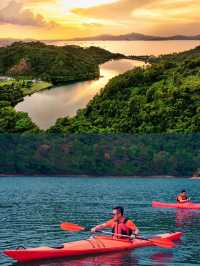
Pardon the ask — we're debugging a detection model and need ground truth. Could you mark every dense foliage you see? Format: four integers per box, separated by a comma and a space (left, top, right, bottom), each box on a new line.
49, 46, 200, 133
0, 42, 122, 85
0, 82, 39, 133
0, 134, 199, 176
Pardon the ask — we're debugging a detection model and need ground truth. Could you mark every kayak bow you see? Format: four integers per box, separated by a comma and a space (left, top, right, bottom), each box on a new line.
3, 232, 183, 262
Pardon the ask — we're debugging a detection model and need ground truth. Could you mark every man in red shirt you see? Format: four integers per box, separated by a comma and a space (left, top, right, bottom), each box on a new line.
91, 206, 139, 238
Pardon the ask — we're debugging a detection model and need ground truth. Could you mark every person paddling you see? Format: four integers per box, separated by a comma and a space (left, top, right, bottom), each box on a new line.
176, 190, 190, 203
91, 206, 139, 239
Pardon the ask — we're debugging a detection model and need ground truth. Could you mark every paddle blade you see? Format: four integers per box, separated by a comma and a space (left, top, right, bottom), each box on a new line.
150, 238, 176, 249
60, 222, 85, 232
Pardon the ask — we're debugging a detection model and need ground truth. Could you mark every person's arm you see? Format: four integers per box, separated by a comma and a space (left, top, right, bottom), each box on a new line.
91, 220, 113, 233
178, 196, 189, 203
180, 199, 189, 203
126, 220, 139, 236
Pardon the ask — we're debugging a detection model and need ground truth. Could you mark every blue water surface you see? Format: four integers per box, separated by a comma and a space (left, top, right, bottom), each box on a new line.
0, 177, 200, 266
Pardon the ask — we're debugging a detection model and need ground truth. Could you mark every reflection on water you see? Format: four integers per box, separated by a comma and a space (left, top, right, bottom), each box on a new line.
15, 59, 144, 129
12, 251, 174, 266
176, 209, 200, 227
13, 252, 138, 266
150, 252, 173, 266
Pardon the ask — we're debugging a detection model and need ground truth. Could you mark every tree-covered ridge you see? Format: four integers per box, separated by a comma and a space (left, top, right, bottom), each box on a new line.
0, 42, 122, 85
49, 46, 200, 133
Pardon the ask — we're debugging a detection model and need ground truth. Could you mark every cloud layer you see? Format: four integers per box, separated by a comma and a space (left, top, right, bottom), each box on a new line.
0, 0, 59, 28
73, 0, 200, 35
0, 0, 200, 39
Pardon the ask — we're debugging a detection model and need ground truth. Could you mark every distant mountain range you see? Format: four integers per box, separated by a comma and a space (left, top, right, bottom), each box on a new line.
1, 33, 200, 48
68, 33, 200, 41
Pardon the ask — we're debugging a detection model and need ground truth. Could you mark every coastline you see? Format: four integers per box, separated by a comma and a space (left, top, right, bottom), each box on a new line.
23, 81, 53, 96
0, 174, 190, 178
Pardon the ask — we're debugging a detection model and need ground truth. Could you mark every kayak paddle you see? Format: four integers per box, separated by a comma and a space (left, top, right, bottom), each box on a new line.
60, 222, 176, 248
60, 222, 85, 232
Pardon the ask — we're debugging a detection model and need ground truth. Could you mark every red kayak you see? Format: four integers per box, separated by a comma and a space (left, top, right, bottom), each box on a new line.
152, 201, 200, 210
3, 232, 182, 262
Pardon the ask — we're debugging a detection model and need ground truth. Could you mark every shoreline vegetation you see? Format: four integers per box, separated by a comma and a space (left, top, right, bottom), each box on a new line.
0, 134, 199, 177
0, 174, 190, 178
23, 81, 53, 96
0, 79, 53, 96
0, 42, 200, 177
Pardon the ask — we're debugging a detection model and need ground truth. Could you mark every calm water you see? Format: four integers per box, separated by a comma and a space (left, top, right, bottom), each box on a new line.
15, 59, 144, 129
0, 177, 200, 266
47, 40, 200, 56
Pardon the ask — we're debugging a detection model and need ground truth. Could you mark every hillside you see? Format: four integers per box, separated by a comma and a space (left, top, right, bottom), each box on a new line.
49, 46, 200, 133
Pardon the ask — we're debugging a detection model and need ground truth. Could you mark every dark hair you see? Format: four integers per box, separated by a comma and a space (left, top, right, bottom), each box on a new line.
113, 206, 124, 215
181, 190, 186, 193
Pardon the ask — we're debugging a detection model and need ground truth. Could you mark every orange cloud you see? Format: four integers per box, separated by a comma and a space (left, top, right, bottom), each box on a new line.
0, 0, 57, 27
73, 0, 152, 20
72, 0, 200, 35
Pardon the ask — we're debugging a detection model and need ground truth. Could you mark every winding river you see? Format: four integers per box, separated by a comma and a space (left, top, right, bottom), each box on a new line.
15, 59, 145, 129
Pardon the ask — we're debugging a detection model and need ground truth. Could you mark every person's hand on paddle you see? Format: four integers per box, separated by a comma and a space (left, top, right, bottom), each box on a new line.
130, 229, 140, 240
91, 227, 97, 233
91, 224, 106, 233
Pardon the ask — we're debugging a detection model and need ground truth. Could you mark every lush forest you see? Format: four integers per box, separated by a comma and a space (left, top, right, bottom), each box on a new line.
0, 134, 199, 177
49, 46, 200, 133
0, 42, 123, 85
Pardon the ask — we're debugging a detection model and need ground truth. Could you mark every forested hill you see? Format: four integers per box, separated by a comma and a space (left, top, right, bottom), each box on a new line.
49, 46, 200, 133
0, 42, 122, 85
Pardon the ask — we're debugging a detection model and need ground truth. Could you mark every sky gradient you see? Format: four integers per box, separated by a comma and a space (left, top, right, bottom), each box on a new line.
0, 0, 200, 40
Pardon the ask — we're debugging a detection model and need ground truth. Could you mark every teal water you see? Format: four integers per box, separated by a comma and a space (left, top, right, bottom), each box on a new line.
0, 177, 200, 266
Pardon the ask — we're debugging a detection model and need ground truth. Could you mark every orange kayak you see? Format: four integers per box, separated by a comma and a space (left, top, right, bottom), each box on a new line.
3, 232, 183, 262
152, 201, 200, 210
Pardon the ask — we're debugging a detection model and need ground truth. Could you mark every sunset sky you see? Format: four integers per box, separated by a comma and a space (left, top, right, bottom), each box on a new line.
0, 0, 200, 40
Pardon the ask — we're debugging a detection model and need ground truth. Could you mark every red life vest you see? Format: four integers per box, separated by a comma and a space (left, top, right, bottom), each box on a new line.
176, 194, 188, 203
111, 218, 133, 237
